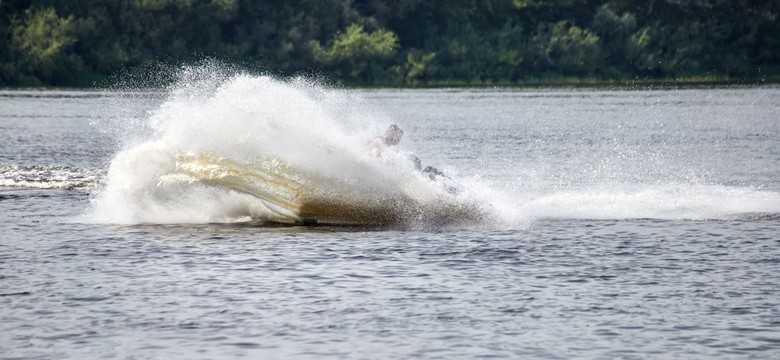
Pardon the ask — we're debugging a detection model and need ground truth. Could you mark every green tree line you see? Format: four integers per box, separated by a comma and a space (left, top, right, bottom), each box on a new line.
1, 0, 778, 86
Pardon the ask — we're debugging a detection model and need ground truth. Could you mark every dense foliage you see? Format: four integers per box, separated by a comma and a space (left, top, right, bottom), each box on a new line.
1, 0, 778, 86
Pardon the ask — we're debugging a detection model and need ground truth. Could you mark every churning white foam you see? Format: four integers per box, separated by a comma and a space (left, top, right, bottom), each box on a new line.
513, 183, 780, 220
85, 68, 432, 225
0, 164, 103, 190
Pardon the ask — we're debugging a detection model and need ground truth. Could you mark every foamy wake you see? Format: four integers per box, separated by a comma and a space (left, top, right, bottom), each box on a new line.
515, 183, 780, 221
0, 164, 103, 190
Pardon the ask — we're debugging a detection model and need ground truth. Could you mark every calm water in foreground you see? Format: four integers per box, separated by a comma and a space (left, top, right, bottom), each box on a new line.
1, 82, 780, 359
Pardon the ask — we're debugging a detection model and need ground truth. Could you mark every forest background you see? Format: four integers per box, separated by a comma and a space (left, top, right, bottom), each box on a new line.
1, 0, 778, 87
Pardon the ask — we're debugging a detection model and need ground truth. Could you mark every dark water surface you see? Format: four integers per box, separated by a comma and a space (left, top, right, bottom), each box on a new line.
2, 85, 780, 359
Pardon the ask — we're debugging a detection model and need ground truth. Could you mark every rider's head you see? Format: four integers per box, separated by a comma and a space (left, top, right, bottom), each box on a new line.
386, 124, 404, 145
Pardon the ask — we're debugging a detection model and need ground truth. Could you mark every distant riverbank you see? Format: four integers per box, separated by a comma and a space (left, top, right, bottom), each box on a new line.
2, 2, 778, 88
3, 73, 779, 92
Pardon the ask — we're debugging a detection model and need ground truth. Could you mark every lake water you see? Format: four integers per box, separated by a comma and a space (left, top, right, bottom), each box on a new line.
1, 75, 780, 359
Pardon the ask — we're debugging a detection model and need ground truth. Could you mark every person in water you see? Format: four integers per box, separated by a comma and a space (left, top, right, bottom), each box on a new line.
371, 124, 447, 180
370, 124, 458, 194
370, 124, 404, 153
370, 124, 421, 169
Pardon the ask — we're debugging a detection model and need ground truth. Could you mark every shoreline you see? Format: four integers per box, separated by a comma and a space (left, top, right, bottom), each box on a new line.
1, 76, 779, 91
365, 75, 780, 89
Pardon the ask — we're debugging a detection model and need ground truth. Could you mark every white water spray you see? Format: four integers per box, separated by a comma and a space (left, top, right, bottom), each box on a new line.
86, 67, 493, 227
84, 66, 780, 227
